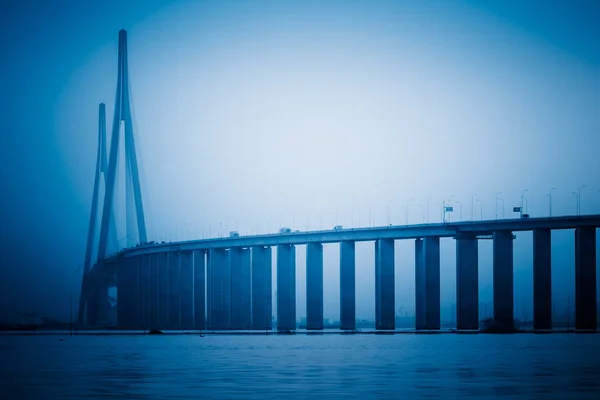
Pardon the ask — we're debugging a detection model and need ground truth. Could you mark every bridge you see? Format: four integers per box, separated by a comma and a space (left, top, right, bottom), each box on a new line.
79, 30, 599, 332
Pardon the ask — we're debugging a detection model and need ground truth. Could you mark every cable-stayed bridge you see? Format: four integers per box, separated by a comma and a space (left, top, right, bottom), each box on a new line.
78, 30, 599, 332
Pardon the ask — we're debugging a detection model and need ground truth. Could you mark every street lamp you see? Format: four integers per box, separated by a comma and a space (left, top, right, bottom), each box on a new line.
572, 192, 579, 215
455, 201, 463, 221
387, 201, 394, 226
546, 188, 556, 217
495, 192, 502, 220
521, 190, 528, 218
578, 185, 586, 215
471, 194, 478, 221
405, 198, 412, 225
443, 195, 455, 223
476, 199, 483, 220
426, 197, 432, 223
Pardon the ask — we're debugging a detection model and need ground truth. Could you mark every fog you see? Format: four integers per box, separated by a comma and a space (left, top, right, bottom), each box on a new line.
1, 0, 599, 322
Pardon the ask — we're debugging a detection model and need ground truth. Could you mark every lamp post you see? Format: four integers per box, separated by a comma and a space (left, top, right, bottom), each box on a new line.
426, 197, 432, 223
476, 199, 483, 220
471, 194, 478, 221
455, 201, 462, 221
578, 185, 586, 215
405, 198, 412, 225
521, 190, 528, 218
572, 192, 579, 215
386, 201, 394, 226
546, 188, 556, 217
495, 192, 502, 220
444, 195, 455, 223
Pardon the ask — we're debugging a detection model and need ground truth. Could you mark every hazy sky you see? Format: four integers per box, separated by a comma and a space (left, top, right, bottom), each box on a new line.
1, 0, 599, 322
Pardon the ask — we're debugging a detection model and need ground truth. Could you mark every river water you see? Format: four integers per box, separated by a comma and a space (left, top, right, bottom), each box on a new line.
1, 333, 599, 399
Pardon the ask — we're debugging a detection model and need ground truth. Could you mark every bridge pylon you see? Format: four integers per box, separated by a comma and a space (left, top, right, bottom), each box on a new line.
79, 30, 147, 326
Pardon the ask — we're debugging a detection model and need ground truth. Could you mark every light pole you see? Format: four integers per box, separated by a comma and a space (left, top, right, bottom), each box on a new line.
405, 198, 412, 225
386, 201, 394, 226
572, 191, 579, 215
455, 201, 462, 221
426, 197, 432, 223
495, 192, 502, 220
471, 194, 478, 221
578, 185, 586, 215
476, 199, 483, 220
547, 188, 556, 217
521, 190, 528, 218
444, 195, 455, 223
418, 204, 424, 223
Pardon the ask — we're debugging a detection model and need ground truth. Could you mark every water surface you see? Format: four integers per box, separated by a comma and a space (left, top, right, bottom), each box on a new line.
1, 333, 599, 399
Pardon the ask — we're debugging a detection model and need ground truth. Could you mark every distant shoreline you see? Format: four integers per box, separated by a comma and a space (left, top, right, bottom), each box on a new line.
1, 329, 597, 336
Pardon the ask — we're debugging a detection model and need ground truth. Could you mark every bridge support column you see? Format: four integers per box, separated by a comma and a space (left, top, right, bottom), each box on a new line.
277, 244, 296, 331
533, 229, 552, 330
230, 247, 251, 330
306, 242, 323, 330
208, 249, 230, 330
158, 252, 169, 329
149, 253, 159, 329
493, 230, 514, 329
193, 250, 206, 330
168, 252, 180, 330
139, 255, 149, 330
575, 227, 597, 330
375, 238, 395, 330
87, 277, 110, 327
86, 284, 98, 327
96, 284, 110, 327
416, 237, 441, 330
178, 251, 194, 330
456, 234, 479, 330
252, 246, 272, 330
340, 241, 356, 330
118, 257, 137, 329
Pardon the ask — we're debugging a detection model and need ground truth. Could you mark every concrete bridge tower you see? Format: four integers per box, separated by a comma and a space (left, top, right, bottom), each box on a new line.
78, 30, 147, 326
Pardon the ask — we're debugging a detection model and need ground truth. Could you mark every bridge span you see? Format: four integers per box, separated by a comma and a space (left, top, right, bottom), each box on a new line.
84, 214, 600, 333
78, 30, 598, 333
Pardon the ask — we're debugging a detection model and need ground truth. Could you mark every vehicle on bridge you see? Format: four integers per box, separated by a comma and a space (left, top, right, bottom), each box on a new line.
279, 227, 292, 234
229, 231, 240, 238
333, 225, 343, 231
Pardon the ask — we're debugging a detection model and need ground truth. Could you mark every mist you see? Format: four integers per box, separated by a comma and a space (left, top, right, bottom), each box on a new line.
1, 0, 599, 322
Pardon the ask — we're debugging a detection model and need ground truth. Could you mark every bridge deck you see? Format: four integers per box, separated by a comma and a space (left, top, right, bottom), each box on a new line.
104, 214, 600, 261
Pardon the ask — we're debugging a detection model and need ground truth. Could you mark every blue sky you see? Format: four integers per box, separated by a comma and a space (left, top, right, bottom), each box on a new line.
1, 0, 599, 321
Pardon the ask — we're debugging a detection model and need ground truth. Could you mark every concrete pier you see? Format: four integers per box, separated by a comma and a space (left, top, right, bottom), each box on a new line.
193, 250, 206, 330
340, 240, 356, 330
456, 234, 479, 330
306, 242, 323, 330
207, 248, 230, 330
168, 252, 180, 329
139, 255, 149, 330
149, 253, 159, 329
179, 251, 194, 330
493, 231, 514, 329
158, 252, 169, 328
533, 229, 552, 330
277, 244, 296, 331
375, 238, 395, 330
575, 227, 597, 330
416, 237, 441, 330
251, 246, 272, 330
117, 257, 136, 329
230, 247, 251, 330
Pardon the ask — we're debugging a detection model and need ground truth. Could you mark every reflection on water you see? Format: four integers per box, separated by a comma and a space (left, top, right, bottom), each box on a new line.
1, 334, 599, 399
